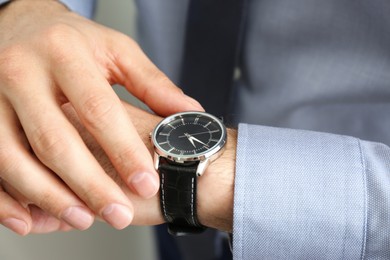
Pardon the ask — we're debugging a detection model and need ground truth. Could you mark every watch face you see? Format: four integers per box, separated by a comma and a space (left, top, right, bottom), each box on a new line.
152, 112, 226, 160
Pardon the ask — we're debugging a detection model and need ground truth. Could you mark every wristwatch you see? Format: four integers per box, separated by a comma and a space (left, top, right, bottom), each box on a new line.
151, 111, 227, 235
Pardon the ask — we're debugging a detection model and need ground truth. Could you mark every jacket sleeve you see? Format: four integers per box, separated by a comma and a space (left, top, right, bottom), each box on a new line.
0, 0, 96, 18
233, 123, 390, 259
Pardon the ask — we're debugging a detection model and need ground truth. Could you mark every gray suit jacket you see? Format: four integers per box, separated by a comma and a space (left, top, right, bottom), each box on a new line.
136, 2, 390, 259
45, 0, 390, 259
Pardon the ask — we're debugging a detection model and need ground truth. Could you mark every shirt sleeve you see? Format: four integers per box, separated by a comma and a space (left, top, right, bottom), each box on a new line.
233, 123, 390, 259
59, 0, 96, 18
0, 0, 96, 18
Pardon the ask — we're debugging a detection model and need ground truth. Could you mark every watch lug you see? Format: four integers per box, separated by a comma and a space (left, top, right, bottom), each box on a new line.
153, 153, 160, 171
196, 159, 210, 177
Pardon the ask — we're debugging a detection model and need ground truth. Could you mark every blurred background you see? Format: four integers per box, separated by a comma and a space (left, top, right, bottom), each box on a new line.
0, 1, 158, 259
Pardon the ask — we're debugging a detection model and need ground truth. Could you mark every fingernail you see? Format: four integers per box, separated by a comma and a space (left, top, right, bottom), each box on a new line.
62, 206, 94, 231
3, 218, 28, 235
102, 203, 133, 230
184, 95, 204, 111
129, 172, 159, 199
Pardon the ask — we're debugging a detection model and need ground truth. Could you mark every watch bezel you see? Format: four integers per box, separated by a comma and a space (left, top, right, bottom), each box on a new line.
151, 111, 227, 164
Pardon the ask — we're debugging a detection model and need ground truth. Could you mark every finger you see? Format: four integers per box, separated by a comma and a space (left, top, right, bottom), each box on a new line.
1, 179, 31, 207
1, 150, 96, 232
9, 86, 135, 230
123, 187, 163, 226
52, 53, 159, 200
0, 99, 96, 230
108, 34, 204, 116
0, 181, 31, 236
29, 205, 74, 234
2, 181, 73, 233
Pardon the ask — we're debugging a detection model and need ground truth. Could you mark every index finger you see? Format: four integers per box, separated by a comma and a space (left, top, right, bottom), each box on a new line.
53, 53, 159, 199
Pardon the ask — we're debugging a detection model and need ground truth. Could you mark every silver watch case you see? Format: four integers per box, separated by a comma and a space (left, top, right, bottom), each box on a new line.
151, 111, 227, 176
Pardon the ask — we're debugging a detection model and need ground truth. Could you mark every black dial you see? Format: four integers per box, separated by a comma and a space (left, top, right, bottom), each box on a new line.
154, 112, 225, 156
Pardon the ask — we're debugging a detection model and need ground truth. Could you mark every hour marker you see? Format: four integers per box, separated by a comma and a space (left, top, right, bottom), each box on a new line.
180, 151, 184, 155
180, 117, 185, 125
159, 141, 169, 145
167, 124, 175, 129
168, 148, 175, 153
204, 122, 211, 127
210, 139, 219, 142
159, 133, 169, 136
194, 117, 199, 124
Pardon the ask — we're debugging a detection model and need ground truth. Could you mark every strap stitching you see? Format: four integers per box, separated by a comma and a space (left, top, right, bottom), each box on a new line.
190, 177, 196, 226
161, 172, 168, 220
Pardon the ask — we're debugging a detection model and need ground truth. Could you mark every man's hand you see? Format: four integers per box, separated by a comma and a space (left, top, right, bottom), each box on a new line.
0, 0, 202, 235
66, 102, 236, 232
1, 102, 235, 233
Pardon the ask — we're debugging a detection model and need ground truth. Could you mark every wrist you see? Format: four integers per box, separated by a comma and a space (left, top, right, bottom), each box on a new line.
0, 0, 71, 47
197, 129, 237, 232
64, 102, 237, 229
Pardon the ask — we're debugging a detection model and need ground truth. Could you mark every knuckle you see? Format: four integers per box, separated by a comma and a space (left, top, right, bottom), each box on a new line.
80, 94, 119, 131
152, 72, 172, 87
125, 36, 140, 50
35, 190, 62, 214
110, 145, 138, 173
43, 24, 80, 47
145, 66, 167, 83
77, 183, 107, 209
115, 32, 139, 49
0, 193, 19, 220
142, 71, 176, 100
0, 45, 31, 86
29, 125, 69, 163
146, 69, 173, 91
0, 145, 21, 177
41, 24, 82, 61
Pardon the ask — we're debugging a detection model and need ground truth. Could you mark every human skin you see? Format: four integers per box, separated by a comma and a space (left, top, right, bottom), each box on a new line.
0, 0, 202, 234
1, 101, 237, 233
81, 103, 237, 232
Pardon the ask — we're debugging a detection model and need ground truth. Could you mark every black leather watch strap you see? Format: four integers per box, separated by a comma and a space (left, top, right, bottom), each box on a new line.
158, 159, 206, 235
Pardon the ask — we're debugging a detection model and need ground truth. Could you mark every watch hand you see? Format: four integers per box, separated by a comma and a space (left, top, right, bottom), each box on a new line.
178, 130, 219, 138
184, 133, 197, 148
187, 134, 209, 148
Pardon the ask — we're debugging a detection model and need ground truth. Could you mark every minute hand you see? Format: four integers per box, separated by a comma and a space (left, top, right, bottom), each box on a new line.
187, 134, 209, 148
179, 130, 219, 138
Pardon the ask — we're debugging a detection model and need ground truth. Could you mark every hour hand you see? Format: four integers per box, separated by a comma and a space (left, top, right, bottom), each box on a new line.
185, 133, 209, 148
184, 133, 197, 148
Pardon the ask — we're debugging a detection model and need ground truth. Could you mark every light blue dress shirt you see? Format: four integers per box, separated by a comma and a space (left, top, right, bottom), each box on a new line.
7, 0, 390, 259
132, 2, 390, 259
0, 0, 96, 17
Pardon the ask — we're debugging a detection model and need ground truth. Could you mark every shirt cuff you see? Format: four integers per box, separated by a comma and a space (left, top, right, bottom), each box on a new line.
233, 123, 365, 259
0, 0, 96, 18
60, 0, 96, 18
0, 0, 10, 7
